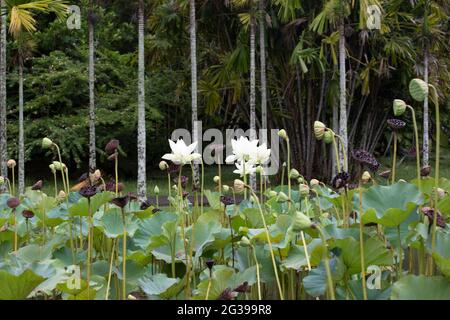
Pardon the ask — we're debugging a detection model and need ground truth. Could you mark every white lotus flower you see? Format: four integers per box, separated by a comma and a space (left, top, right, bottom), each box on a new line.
162, 139, 201, 165
250, 143, 271, 165
233, 161, 256, 177
226, 136, 259, 164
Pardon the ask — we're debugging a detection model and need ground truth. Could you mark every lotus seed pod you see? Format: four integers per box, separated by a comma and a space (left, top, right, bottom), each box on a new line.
314, 121, 327, 140
239, 236, 252, 247
49, 164, 56, 173
7, 159, 16, 169
310, 179, 320, 187
52, 161, 65, 171
222, 185, 230, 192
42, 137, 54, 149
323, 130, 334, 144
289, 168, 300, 179
7, 197, 20, 209
213, 176, 220, 184
154, 185, 160, 195
159, 161, 169, 171
234, 179, 246, 193
409, 78, 428, 102
105, 139, 120, 155
299, 184, 310, 197
292, 211, 313, 232
393, 99, 407, 116
361, 171, 372, 184
276, 191, 289, 202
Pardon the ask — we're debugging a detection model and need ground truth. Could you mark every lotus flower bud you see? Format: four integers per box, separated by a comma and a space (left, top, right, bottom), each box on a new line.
159, 161, 169, 171
222, 185, 230, 192
278, 129, 288, 140
276, 191, 289, 203
393, 99, 407, 116
268, 190, 278, 198
409, 78, 428, 102
58, 190, 67, 200
154, 185, 160, 195
299, 184, 310, 197
234, 179, 246, 193
255, 166, 264, 174
361, 171, 372, 184
239, 236, 252, 247
314, 121, 326, 140
310, 179, 320, 187
292, 211, 313, 232
289, 168, 300, 179
297, 177, 305, 184
105, 139, 120, 156
42, 137, 54, 149
49, 164, 56, 173
213, 176, 220, 184
323, 130, 334, 144
0, 176, 4, 185
7, 159, 16, 169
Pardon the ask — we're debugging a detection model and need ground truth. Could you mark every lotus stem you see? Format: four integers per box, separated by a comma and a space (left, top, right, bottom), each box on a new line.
167, 171, 172, 203
87, 198, 92, 300
286, 138, 292, 207
13, 209, 17, 252
406, 106, 421, 189
332, 135, 341, 173
334, 133, 348, 171
115, 152, 119, 196
121, 207, 127, 300
397, 225, 402, 279
358, 184, 368, 300
391, 132, 398, 184
11, 166, 15, 196
105, 238, 116, 300
251, 245, 262, 300
248, 188, 284, 300
315, 225, 335, 300
53, 171, 58, 198
300, 231, 312, 271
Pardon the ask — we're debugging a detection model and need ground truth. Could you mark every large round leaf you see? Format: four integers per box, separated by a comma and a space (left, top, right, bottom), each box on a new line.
358, 182, 424, 227
391, 275, 450, 300
0, 269, 45, 300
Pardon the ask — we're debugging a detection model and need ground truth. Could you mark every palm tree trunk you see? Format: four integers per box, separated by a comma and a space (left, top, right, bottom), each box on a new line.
18, 62, 24, 195
190, 0, 200, 188
249, 15, 257, 190
88, 1, 96, 170
338, 23, 348, 171
137, 0, 146, 201
259, 0, 267, 145
422, 44, 429, 167
0, 0, 7, 188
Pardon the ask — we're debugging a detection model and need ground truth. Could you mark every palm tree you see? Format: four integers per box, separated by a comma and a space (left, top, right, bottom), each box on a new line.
12, 33, 35, 195
137, 0, 146, 201
0, 1, 7, 187
189, 0, 200, 188
0, 0, 67, 189
88, 0, 96, 170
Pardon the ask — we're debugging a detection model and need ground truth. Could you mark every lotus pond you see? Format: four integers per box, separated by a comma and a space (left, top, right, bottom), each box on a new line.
0, 132, 449, 301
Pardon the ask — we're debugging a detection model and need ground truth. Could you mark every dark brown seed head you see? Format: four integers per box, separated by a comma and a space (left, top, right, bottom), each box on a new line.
352, 149, 380, 172
233, 282, 251, 293
387, 119, 406, 131
205, 260, 215, 270
22, 210, 35, 219
105, 139, 120, 156
111, 196, 129, 209
420, 165, 431, 177
79, 186, 98, 198
7, 197, 20, 209
31, 180, 43, 191
217, 288, 237, 300
331, 172, 351, 189
220, 196, 234, 206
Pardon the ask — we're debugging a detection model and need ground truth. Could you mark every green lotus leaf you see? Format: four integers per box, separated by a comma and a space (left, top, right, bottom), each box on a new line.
331, 237, 394, 275
189, 212, 221, 260
358, 182, 424, 227
69, 192, 114, 217
100, 208, 125, 238
391, 275, 450, 300
302, 261, 328, 297
0, 269, 45, 300
432, 231, 450, 278
139, 273, 180, 298
133, 212, 177, 250
282, 239, 322, 270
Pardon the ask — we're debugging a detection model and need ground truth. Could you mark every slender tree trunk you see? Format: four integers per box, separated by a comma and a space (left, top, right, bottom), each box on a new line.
338, 23, 348, 171
88, 0, 96, 170
422, 44, 429, 167
137, 0, 146, 201
0, 0, 7, 188
249, 15, 257, 190
18, 62, 24, 194
259, 0, 267, 145
190, 0, 200, 188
